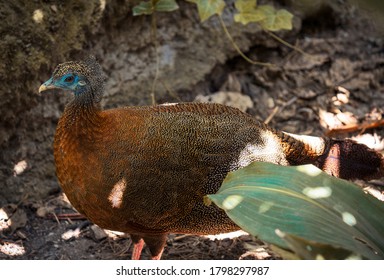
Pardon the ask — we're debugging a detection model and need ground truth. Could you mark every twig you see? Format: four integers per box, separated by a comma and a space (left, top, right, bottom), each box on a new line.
264, 97, 298, 124
160, 79, 182, 102
264, 29, 309, 56
218, 15, 274, 67
150, 12, 159, 105
51, 212, 60, 225
46, 212, 86, 221
326, 119, 384, 137
264, 106, 279, 124
174, 234, 190, 241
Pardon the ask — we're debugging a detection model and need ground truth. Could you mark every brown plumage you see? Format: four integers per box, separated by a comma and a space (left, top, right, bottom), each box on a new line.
39, 57, 384, 259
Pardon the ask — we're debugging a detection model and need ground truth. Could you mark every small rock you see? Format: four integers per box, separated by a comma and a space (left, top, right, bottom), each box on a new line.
90, 225, 107, 241
36, 206, 55, 218
13, 160, 28, 176
220, 73, 242, 93
284, 53, 329, 71
335, 111, 357, 125
332, 86, 350, 106
50, 5, 58, 13
16, 230, 28, 240
294, 89, 318, 100
0, 242, 26, 256
0, 204, 27, 232
0, 207, 11, 232
62, 228, 81, 241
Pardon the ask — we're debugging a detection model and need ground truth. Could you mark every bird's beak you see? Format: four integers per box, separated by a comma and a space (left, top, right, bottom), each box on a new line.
38, 77, 55, 94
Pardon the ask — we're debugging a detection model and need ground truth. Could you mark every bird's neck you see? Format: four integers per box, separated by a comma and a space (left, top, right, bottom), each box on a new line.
58, 97, 104, 139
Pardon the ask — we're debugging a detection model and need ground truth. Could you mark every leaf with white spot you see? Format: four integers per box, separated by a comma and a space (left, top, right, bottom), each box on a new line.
207, 162, 384, 259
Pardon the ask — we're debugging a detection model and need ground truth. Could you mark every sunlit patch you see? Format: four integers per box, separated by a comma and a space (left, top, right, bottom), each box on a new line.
13, 160, 28, 176
99, 0, 107, 11
108, 178, 127, 208
222, 195, 243, 210
0, 242, 25, 256
302, 186, 332, 199
0, 208, 10, 231
258, 201, 274, 214
160, 102, 178, 106
316, 254, 325, 260
61, 228, 81, 241
204, 230, 248, 241
342, 212, 357, 226
32, 9, 44, 23
297, 164, 322, 177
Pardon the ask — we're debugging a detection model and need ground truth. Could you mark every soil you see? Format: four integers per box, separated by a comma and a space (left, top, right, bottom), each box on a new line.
1, 2, 384, 260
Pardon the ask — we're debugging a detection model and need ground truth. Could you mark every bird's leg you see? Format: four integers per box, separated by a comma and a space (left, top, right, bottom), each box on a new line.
132, 239, 145, 260
143, 234, 167, 260
130, 235, 145, 260
150, 248, 164, 260
130, 233, 167, 260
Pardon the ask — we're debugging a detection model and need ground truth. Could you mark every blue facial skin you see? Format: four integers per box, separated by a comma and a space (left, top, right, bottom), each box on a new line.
41, 73, 88, 95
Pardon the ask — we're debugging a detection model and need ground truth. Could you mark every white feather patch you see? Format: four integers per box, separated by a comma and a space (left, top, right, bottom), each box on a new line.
108, 178, 127, 208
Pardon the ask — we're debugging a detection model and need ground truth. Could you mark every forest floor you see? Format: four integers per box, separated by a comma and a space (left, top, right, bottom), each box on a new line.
1, 7, 384, 260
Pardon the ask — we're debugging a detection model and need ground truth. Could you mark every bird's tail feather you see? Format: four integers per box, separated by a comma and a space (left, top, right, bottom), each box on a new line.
281, 132, 384, 181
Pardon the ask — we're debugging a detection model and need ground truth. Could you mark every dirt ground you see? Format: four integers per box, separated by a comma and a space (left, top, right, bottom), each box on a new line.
1, 5, 384, 260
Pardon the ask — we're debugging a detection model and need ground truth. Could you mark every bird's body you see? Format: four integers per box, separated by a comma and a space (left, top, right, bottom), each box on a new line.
39, 57, 384, 259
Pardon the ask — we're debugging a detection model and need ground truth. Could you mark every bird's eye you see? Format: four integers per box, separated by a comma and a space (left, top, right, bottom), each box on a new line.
64, 75, 74, 83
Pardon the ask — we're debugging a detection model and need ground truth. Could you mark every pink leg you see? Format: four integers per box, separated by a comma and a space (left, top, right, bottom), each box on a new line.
150, 248, 164, 260
130, 233, 167, 260
132, 238, 144, 260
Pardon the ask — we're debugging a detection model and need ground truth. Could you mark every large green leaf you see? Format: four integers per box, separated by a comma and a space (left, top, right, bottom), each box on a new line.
207, 162, 384, 259
275, 230, 359, 260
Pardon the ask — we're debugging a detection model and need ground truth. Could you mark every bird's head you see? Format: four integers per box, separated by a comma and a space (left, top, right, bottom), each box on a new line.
39, 56, 105, 103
